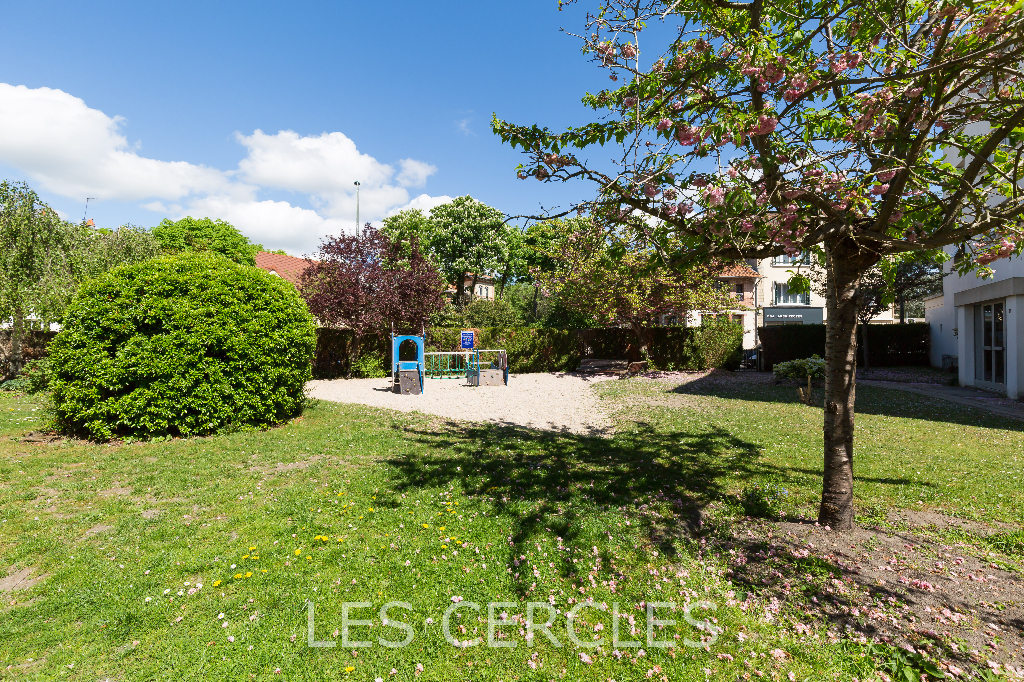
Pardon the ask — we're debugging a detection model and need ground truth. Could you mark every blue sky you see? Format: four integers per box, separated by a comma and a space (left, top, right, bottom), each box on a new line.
0, 0, 607, 254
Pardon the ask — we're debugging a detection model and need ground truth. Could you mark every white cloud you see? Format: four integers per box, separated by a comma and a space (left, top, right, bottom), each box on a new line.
184, 195, 347, 256
0, 84, 450, 254
0, 84, 235, 201
396, 159, 436, 188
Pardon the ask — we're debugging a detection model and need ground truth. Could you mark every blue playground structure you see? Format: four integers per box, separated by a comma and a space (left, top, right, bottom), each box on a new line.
391, 334, 425, 395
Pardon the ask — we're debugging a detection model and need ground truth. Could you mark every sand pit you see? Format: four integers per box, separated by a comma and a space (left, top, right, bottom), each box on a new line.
306, 373, 616, 435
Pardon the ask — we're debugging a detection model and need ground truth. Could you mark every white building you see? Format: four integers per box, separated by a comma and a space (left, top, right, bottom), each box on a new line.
683, 255, 896, 350
926, 246, 1024, 397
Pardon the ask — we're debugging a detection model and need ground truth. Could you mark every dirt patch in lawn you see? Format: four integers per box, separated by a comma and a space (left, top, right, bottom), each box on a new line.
712, 512, 1024, 676
0, 566, 47, 593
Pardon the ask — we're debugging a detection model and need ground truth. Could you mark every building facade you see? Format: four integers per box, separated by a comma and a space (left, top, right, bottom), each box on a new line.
926, 246, 1024, 398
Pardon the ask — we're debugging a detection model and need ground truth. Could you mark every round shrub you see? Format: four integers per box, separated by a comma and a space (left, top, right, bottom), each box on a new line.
49, 253, 317, 440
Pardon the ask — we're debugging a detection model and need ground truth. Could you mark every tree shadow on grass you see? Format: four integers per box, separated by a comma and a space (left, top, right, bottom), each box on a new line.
667, 372, 1024, 432
384, 420, 769, 579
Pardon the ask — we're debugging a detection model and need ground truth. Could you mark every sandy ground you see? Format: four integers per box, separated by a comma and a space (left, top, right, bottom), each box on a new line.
306, 373, 617, 435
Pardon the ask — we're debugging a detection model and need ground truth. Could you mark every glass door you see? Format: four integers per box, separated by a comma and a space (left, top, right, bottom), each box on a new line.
975, 302, 1005, 385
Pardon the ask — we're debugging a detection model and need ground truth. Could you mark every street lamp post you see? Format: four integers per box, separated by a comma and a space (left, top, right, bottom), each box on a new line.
354, 181, 361, 236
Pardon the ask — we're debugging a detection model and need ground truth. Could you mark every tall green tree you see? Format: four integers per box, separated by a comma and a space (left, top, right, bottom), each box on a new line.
494, 0, 1024, 529
384, 197, 512, 305
152, 217, 258, 266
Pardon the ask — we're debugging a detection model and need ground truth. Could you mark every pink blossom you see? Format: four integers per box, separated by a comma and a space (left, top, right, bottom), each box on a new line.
579, 652, 593, 665
906, 87, 924, 98
782, 189, 805, 199
675, 125, 698, 145
748, 114, 778, 136
621, 43, 637, 59
870, 183, 890, 195
643, 184, 659, 198
705, 186, 726, 206
740, 65, 760, 76
741, 220, 755, 232
692, 177, 708, 187
623, 96, 637, 108
876, 170, 897, 182
656, 118, 673, 132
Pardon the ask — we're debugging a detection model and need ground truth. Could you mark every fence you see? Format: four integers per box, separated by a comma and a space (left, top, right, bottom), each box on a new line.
758, 322, 930, 371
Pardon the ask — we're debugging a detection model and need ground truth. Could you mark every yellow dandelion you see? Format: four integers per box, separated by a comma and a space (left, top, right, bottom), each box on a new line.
242, 554, 250, 559
344, 666, 355, 673
295, 549, 302, 556
252, 555, 259, 559
368, 508, 374, 512
234, 573, 243, 579
249, 546, 256, 551
213, 580, 222, 587
262, 569, 267, 573
245, 572, 253, 578
439, 526, 445, 531
422, 524, 429, 529
441, 544, 448, 549
359, 515, 364, 519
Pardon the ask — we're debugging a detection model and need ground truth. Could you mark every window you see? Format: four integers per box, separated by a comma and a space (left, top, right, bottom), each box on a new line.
772, 253, 810, 266
774, 282, 810, 305
734, 283, 744, 296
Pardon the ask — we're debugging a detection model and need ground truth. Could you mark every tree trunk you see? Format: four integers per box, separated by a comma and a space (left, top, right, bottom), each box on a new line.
470, 273, 479, 303
899, 294, 906, 323
819, 238, 879, 530
9, 305, 24, 378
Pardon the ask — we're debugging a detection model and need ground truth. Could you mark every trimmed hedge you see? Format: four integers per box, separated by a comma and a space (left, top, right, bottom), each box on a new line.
49, 253, 317, 440
758, 322, 929, 371
312, 322, 744, 378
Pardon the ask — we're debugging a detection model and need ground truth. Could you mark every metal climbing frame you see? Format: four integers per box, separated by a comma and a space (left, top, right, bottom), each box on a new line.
424, 351, 473, 379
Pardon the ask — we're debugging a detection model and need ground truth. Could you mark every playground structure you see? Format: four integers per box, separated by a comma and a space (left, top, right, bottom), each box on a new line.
391, 334, 425, 395
391, 331, 508, 394
426, 349, 509, 386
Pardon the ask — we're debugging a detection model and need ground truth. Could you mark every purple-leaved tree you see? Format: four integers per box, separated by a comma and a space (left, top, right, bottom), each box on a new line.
301, 226, 445, 378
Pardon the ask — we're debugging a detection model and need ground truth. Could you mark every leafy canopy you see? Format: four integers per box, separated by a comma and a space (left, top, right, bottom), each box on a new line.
152, 216, 260, 266
494, 0, 1024, 274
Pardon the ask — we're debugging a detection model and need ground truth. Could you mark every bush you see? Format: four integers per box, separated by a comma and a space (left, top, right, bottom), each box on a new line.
773, 355, 826, 382
740, 481, 789, 518
460, 298, 524, 328
351, 350, 387, 378
49, 253, 317, 440
682, 319, 744, 370
20, 358, 51, 393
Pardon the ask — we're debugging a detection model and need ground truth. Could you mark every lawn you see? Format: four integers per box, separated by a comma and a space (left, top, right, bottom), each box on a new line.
0, 373, 1021, 681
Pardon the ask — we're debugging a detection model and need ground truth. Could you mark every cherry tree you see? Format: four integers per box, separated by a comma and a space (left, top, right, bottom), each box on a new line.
494, 0, 1024, 529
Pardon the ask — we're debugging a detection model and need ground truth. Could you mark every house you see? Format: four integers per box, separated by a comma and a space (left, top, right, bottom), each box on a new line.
681, 256, 895, 350
752, 254, 896, 329
254, 252, 313, 286
680, 262, 762, 349
446, 274, 496, 301
925, 246, 1024, 398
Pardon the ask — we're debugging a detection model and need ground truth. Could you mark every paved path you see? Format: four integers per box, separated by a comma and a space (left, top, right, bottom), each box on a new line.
859, 379, 1024, 422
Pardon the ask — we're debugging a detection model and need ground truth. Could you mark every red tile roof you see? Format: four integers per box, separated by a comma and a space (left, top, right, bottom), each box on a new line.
254, 252, 315, 285
719, 262, 761, 278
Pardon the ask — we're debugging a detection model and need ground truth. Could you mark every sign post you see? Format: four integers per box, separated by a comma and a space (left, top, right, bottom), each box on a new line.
461, 330, 475, 350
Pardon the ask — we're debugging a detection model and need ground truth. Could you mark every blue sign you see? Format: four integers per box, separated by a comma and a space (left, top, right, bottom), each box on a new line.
461, 331, 475, 349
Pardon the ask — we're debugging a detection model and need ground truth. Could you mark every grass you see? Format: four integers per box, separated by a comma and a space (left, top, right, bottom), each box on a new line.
0, 373, 1021, 681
